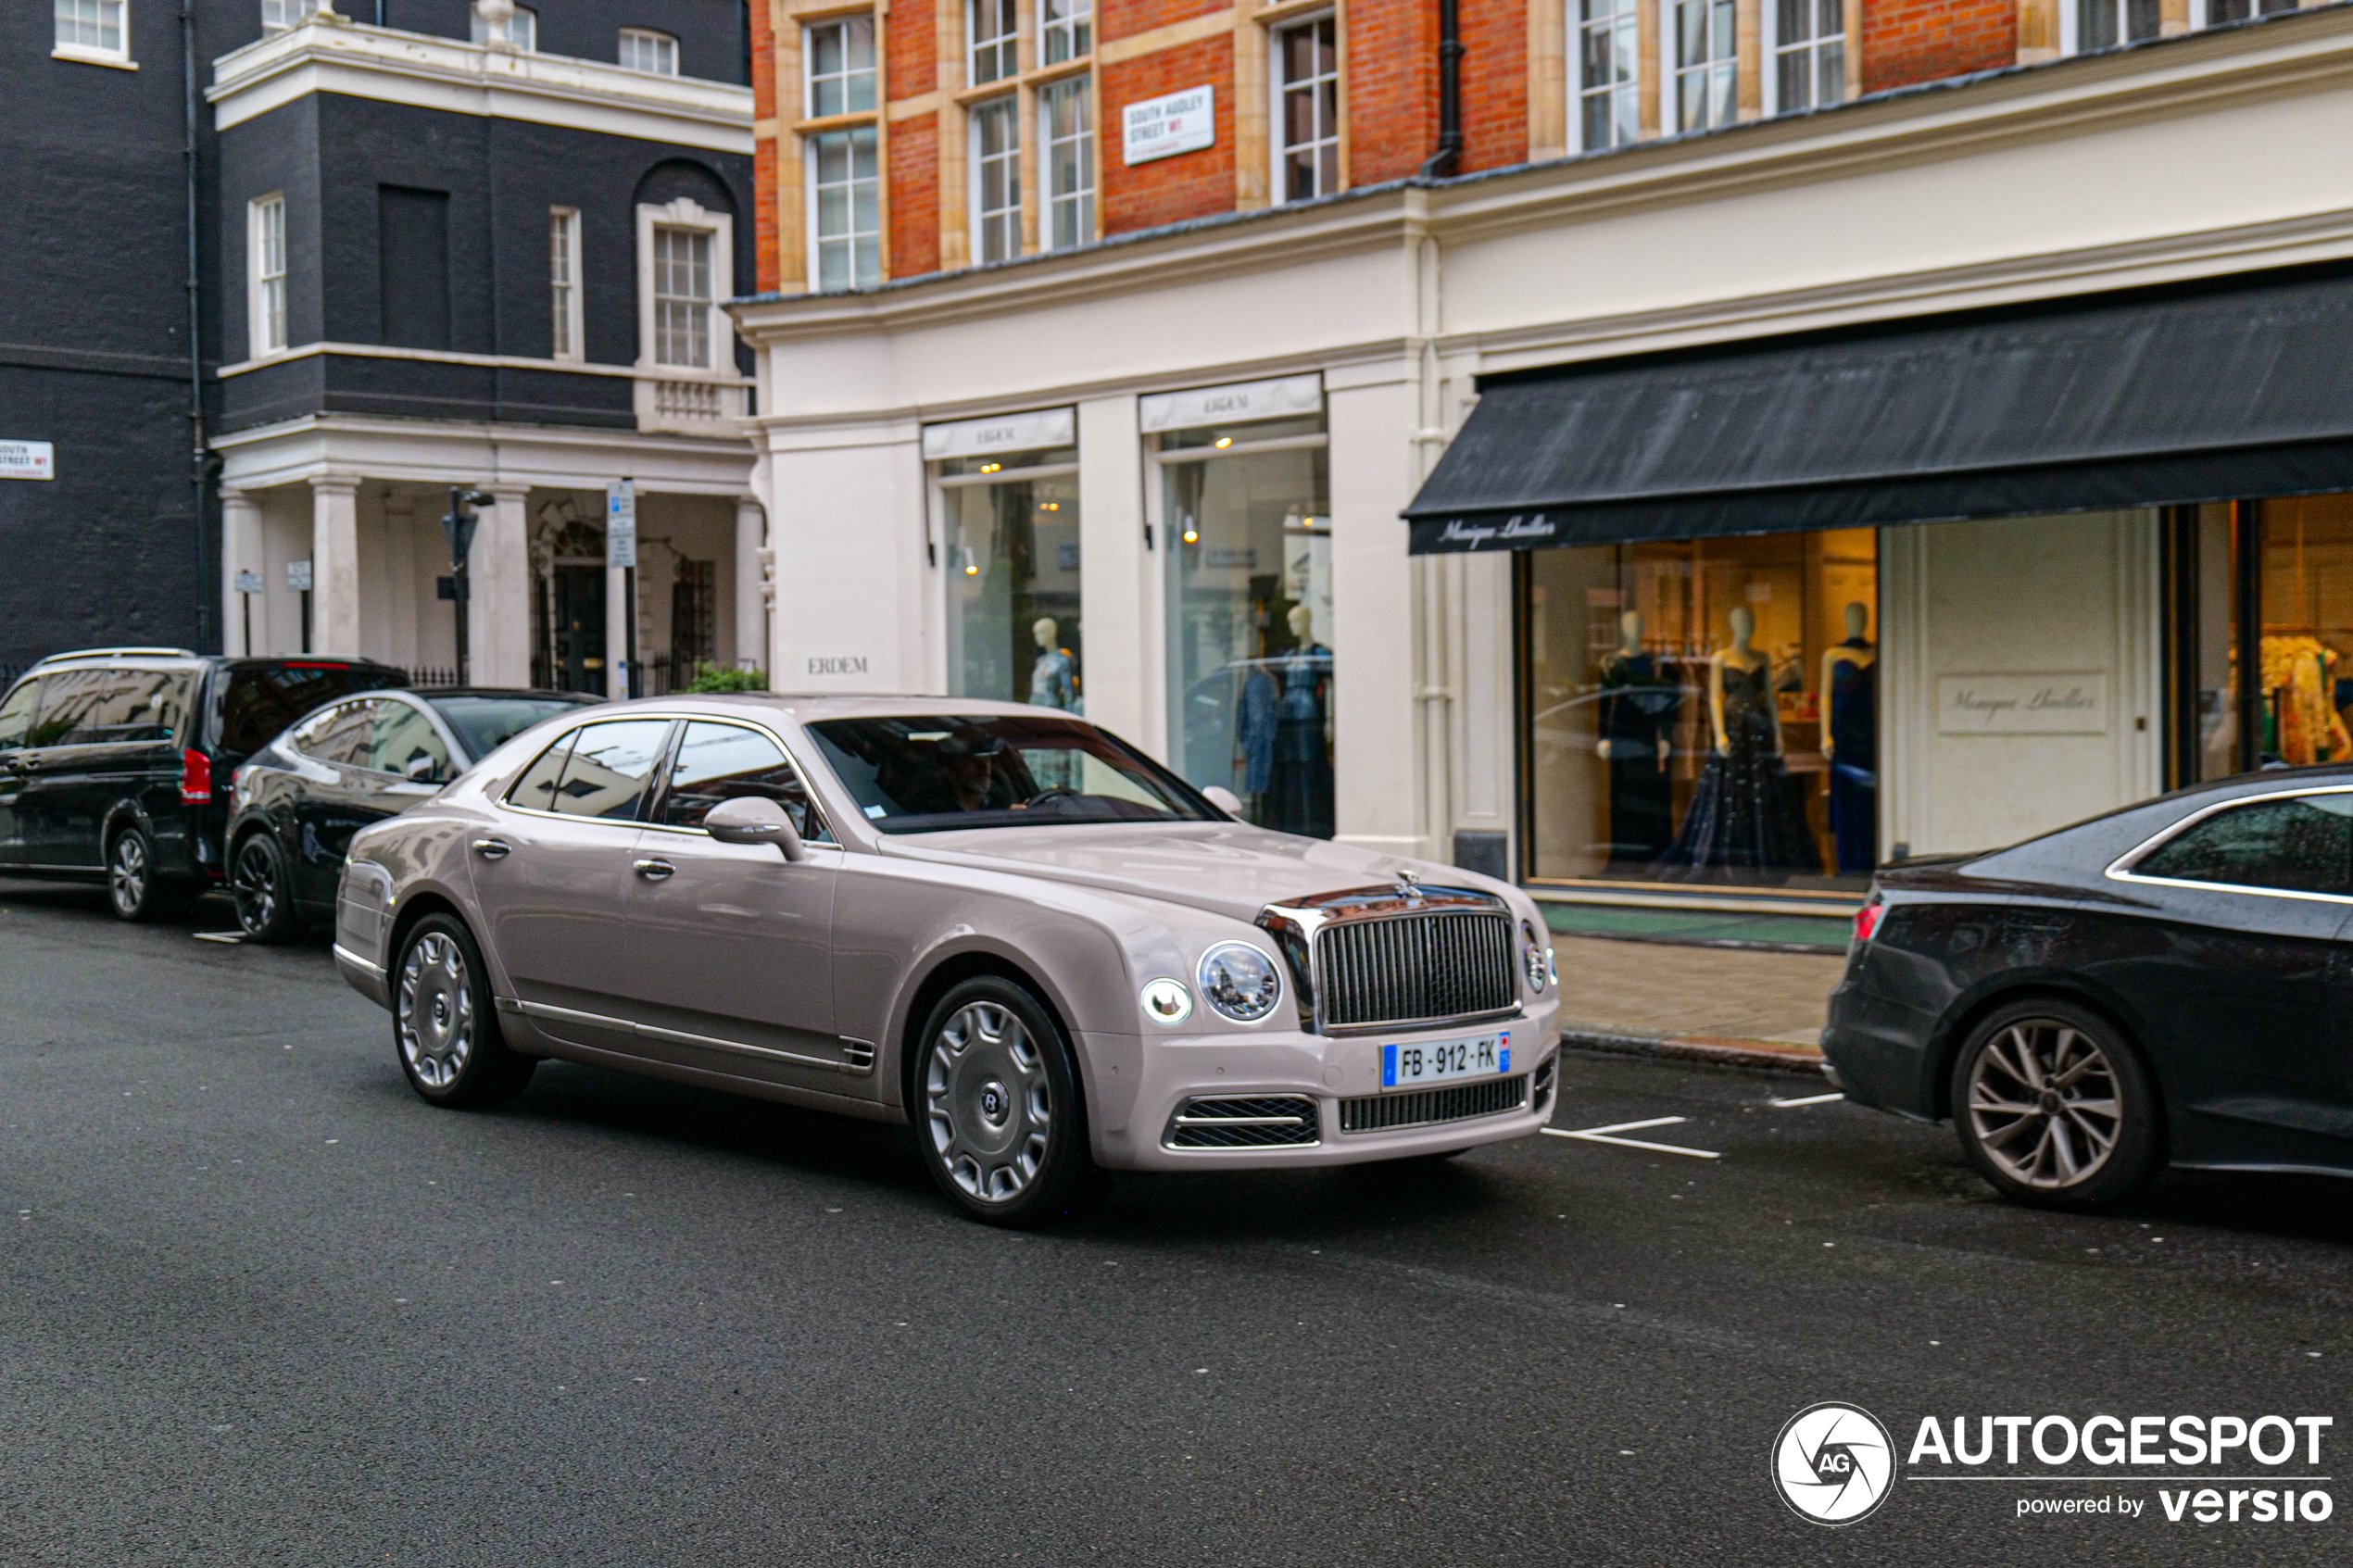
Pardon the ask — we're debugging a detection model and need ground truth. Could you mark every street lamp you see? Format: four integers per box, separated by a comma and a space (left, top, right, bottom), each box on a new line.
440, 487, 495, 685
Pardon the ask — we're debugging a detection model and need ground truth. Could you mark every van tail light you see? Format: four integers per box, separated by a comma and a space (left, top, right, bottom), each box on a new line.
1853, 898, 1885, 946
180, 748, 214, 803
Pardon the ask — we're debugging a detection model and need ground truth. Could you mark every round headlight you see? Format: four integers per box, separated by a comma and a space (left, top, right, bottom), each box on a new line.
1521, 922, 1550, 992
1140, 977, 1193, 1025
1198, 942, 1283, 1022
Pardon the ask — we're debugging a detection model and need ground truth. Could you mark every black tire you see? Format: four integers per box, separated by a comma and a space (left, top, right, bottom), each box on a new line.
1950, 998, 2161, 1209
392, 913, 535, 1109
106, 825, 180, 922
230, 832, 298, 943
912, 976, 1100, 1228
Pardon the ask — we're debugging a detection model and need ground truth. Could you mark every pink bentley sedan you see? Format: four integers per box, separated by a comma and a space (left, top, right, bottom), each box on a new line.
332, 696, 1562, 1224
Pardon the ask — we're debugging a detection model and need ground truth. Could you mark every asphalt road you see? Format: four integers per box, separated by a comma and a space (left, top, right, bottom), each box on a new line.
2, 878, 2348, 1566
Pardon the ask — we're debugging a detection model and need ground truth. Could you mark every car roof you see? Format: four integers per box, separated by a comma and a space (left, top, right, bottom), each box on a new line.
560, 693, 1085, 724
410, 687, 595, 702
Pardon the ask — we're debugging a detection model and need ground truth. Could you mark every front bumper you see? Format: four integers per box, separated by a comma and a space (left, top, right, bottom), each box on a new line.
333, 941, 391, 1010
1087, 999, 1561, 1172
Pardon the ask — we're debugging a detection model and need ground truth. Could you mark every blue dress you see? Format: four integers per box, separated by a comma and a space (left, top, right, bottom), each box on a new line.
1827, 645, 1877, 875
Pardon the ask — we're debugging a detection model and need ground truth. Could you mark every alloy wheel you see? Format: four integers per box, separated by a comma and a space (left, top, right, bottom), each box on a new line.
925, 1000, 1051, 1204
108, 833, 149, 918
397, 932, 475, 1089
232, 839, 279, 935
1964, 1020, 2122, 1190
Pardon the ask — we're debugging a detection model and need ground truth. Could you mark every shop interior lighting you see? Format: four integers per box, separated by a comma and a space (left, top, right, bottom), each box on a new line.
962, 546, 979, 576
1182, 529, 1200, 544
1038, 501, 1060, 511
1214, 436, 1232, 448
979, 461, 1002, 473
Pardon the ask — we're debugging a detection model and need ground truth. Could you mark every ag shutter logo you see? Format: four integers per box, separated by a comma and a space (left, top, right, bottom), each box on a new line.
1774, 1402, 1896, 1524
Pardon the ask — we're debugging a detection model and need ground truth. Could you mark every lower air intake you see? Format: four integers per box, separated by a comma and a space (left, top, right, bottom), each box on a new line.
1164, 1095, 1322, 1149
1340, 1073, 1529, 1134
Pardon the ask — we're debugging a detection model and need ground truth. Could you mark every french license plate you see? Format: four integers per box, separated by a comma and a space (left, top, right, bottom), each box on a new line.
1382, 1031, 1511, 1090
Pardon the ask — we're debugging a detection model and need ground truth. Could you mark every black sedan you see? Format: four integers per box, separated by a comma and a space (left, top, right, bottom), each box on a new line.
224, 687, 592, 941
1826, 767, 2353, 1206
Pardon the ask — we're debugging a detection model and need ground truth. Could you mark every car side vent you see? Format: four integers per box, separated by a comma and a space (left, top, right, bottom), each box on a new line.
838, 1039, 876, 1073
1532, 1052, 1556, 1112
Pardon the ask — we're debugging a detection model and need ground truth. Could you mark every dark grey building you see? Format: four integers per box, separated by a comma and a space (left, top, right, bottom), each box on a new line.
5, 1, 766, 690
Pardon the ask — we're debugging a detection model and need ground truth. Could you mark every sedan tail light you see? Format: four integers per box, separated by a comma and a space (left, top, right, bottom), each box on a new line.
180, 748, 214, 803
1853, 897, 1885, 946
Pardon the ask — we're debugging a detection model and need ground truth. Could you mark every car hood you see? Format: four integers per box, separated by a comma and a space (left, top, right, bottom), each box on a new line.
875, 821, 1491, 923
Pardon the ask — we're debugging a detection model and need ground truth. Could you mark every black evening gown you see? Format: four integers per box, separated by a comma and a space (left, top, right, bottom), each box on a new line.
1651, 659, 1820, 882
1827, 646, 1878, 875
1597, 652, 1678, 867
1265, 646, 1335, 839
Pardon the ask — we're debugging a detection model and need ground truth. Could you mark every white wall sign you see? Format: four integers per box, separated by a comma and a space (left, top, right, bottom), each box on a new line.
1936, 671, 2109, 734
921, 408, 1076, 461
0, 440, 55, 481
287, 559, 314, 593
1122, 85, 1214, 166
1139, 373, 1324, 434
606, 479, 637, 569
234, 571, 264, 595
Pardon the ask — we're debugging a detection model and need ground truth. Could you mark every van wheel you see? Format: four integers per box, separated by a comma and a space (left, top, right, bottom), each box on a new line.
1951, 1000, 2161, 1208
106, 827, 178, 922
231, 833, 297, 942
394, 914, 535, 1109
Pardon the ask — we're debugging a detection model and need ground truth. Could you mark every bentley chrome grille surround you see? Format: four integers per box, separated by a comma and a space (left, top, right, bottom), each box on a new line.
1257, 882, 1521, 1035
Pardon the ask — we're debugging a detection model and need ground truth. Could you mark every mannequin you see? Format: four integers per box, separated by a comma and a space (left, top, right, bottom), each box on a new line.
1265, 603, 1335, 838
1653, 605, 1820, 882
1594, 610, 1677, 866
1027, 616, 1076, 711
1820, 602, 1877, 875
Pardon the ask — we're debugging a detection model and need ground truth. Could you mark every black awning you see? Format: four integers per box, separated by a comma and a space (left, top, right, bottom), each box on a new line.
1404, 267, 2353, 553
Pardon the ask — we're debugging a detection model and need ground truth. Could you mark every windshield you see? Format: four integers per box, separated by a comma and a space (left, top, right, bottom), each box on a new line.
428, 694, 595, 760
807, 715, 1215, 834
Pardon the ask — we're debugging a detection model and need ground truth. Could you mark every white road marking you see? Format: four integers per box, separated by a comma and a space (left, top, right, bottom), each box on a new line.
1768, 1091, 1844, 1108
192, 932, 245, 945
1542, 1116, 1722, 1160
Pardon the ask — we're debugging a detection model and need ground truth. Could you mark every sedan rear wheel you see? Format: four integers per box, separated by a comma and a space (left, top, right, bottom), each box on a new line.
394, 913, 535, 1109
1952, 1000, 2160, 1208
231, 833, 296, 943
916, 977, 1097, 1227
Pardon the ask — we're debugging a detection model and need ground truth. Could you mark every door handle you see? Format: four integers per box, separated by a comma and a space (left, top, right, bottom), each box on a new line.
633, 858, 675, 881
472, 837, 512, 860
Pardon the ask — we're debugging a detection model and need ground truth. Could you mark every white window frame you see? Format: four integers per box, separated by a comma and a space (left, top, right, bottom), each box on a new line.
1568, 0, 1642, 154
2059, 0, 2165, 52
635, 198, 735, 375
806, 128, 882, 290
549, 207, 584, 361
1661, 0, 1739, 135
471, 4, 537, 50
54, 0, 132, 67
1039, 76, 1095, 252
970, 95, 1023, 264
970, 0, 1019, 86
1270, 12, 1340, 206
804, 16, 878, 117
1039, 0, 1093, 66
248, 194, 288, 359
618, 27, 680, 75
260, 0, 320, 31
1759, 0, 1846, 116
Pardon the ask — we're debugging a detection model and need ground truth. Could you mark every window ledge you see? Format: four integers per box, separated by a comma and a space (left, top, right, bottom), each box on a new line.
53, 45, 137, 70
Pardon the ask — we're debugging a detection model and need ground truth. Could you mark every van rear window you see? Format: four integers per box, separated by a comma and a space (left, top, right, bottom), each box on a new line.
216, 664, 402, 756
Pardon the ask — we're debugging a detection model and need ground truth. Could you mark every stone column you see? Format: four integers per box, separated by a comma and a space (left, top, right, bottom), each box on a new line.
308, 475, 363, 658
220, 490, 265, 655
734, 495, 768, 675
472, 485, 534, 686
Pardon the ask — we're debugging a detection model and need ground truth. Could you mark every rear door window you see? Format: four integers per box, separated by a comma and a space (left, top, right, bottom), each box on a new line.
216, 664, 403, 756
0, 679, 40, 750
290, 701, 378, 768
369, 700, 452, 782
547, 719, 672, 821
2133, 792, 2353, 896
506, 731, 578, 811
86, 668, 193, 745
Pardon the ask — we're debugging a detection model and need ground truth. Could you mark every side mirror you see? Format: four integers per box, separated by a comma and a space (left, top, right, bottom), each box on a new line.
703, 795, 808, 861
1202, 784, 1243, 818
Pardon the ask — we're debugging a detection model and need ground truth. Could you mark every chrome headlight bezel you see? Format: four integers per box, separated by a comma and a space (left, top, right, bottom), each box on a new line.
1196, 941, 1284, 1023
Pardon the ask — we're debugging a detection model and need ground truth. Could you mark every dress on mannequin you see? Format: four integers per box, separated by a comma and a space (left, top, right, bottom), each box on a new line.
1596, 623, 1677, 866
1825, 633, 1878, 876
1026, 617, 1079, 788
1265, 606, 1334, 839
1654, 612, 1819, 882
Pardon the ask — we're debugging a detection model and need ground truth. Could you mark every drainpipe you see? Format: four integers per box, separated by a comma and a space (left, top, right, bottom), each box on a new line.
1420, 0, 1464, 178
182, 1, 214, 651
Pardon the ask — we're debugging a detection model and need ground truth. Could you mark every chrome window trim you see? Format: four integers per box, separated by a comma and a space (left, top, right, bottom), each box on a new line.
494, 711, 840, 845
2102, 783, 2353, 907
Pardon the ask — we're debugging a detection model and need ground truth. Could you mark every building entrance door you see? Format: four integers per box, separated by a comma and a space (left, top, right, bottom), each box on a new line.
553, 566, 608, 696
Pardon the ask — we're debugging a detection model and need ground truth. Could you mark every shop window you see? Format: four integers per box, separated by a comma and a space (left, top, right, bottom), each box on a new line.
971, 97, 1022, 264
1161, 413, 1334, 838
1520, 529, 1879, 888
1666, 0, 1738, 133
1273, 16, 1340, 204
1040, 77, 1095, 251
1573, 0, 1641, 153
809, 129, 881, 289
1768, 0, 1843, 114
1040, 0, 1092, 65
937, 445, 1083, 712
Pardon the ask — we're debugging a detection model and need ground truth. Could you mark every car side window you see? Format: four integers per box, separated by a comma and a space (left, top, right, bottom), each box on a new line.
0, 678, 40, 750
370, 700, 451, 782
507, 730, 577, 810
291, 701, 377, 768
2133, 793, 2353, 896
661, 721, 832, 842
85, 669, 192, 745
547, 719, 672, 821
22, 669, 122, 748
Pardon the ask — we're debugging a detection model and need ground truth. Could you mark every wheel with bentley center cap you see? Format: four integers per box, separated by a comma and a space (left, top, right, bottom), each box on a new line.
394, 913, 535, 1109
914, 976, 1098, 1227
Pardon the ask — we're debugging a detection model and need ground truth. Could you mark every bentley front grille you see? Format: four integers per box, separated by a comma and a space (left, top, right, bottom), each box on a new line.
1164, 1095, 1322, 1149
1315, 909, 1517, 1030
1340, 1073, 1529, 1135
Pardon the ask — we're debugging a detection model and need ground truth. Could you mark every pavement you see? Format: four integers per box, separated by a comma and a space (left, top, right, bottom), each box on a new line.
1547, 928, 1848, 1072
3, 877, 2349, 1565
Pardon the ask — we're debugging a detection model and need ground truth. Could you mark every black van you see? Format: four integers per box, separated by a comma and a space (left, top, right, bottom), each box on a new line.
0, 648, 405, 919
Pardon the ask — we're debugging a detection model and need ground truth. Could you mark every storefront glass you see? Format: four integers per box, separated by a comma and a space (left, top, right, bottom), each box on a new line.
1161, 415, 1334, 838
2176, 493, 2353, 780
939, 445, 1082, 714
1522, 528, 1879, 889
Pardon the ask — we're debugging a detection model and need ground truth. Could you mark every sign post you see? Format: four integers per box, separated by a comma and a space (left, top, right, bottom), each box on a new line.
441, 487, 493, 686
234, 570, 263, 656
607, 479, 638, 697
287, 559, 314, 653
